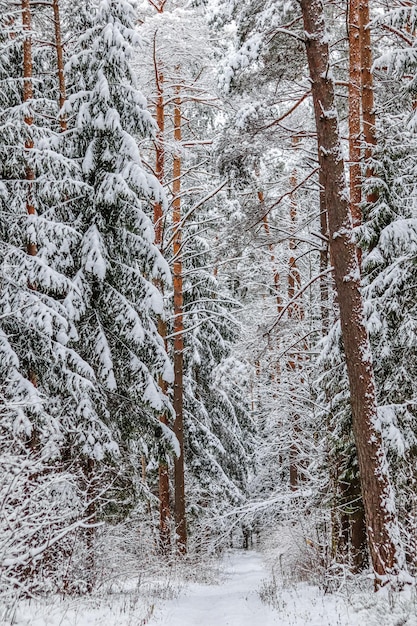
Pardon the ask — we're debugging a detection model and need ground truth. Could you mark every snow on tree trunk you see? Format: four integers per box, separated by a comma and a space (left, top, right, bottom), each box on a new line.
359, 0, 379, 218
153, 49, 171, 552
52, 0, 67, 132
348, 0, 362, 230
319, 168, 330, 335
359, 0, 377, 182
300, 0, 406, 583
288, 163, 303, 491
344, 0, 367, 571
172, 88, 187, 554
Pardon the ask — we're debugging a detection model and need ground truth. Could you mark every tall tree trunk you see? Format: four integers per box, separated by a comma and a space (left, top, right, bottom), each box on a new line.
172, 88, 187, 554
52, 0, 67, 132
287, 167, 303, 490
153, 46, 171, 553
258, 197, 282, 317
288, 168, 302, 315
300, 0, 405, 583
154, 47, 165, 248
340, 0, 368, 572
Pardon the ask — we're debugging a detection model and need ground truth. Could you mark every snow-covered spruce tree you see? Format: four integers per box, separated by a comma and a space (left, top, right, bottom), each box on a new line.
178, 225, 256, 546
63, 0, 175, 532
0, 1, 118, 593
315, 323, 366, 569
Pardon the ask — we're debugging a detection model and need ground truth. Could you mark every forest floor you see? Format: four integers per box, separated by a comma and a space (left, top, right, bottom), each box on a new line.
4, 548, 417, 625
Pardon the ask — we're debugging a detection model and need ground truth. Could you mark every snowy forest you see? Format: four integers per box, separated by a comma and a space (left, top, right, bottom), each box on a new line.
2, 0, 417, 624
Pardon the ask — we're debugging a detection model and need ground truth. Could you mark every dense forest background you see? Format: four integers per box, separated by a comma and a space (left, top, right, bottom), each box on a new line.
1, 0, 417, 605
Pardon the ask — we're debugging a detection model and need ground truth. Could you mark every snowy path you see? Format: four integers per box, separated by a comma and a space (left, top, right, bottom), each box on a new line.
8, 550, 417, 626
149, 549, 371, 626
149, 550, 280, 625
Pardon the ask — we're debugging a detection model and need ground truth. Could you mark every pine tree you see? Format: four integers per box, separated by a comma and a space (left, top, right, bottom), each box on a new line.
301, 0, 405, 582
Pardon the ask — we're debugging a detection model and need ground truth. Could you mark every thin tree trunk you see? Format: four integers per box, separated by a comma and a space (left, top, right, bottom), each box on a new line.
158, 319, 171, 552
257, 182, 282, 383
287, 167, 303, 490
319, 169, 330, 335
300, 0, 405, 583
154, 49, 165, 248
85, 457, 96, 593
140, 0, 173, 556
22, 0, 37, 393
348, 0, 362, 230
404, 3, 417, 110
343, 0, 368, 571
258, 199, 282, 317
172, 88, 187, 554
152, 46, 171, 552
22, 0, 36, 260
52, 0, 67, 132
359, 0, 377, 203
288, 168, 302, 314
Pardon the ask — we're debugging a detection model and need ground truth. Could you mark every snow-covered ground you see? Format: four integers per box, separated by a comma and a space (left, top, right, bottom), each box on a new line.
148, 550, 406, 626
4, 549, 417, 626
149, 550, 279, 625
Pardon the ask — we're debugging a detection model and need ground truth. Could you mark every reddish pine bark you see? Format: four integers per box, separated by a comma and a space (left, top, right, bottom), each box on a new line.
359, 0, 378, 204
52, 0, 67, 132
345, 0, 369, 570
300, 0, 405, 582
348, 0, 362, 229
359, 0, 376, 165
154, 49, 165, 247
172, 90, 187, 554
152, 47, 172, 552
